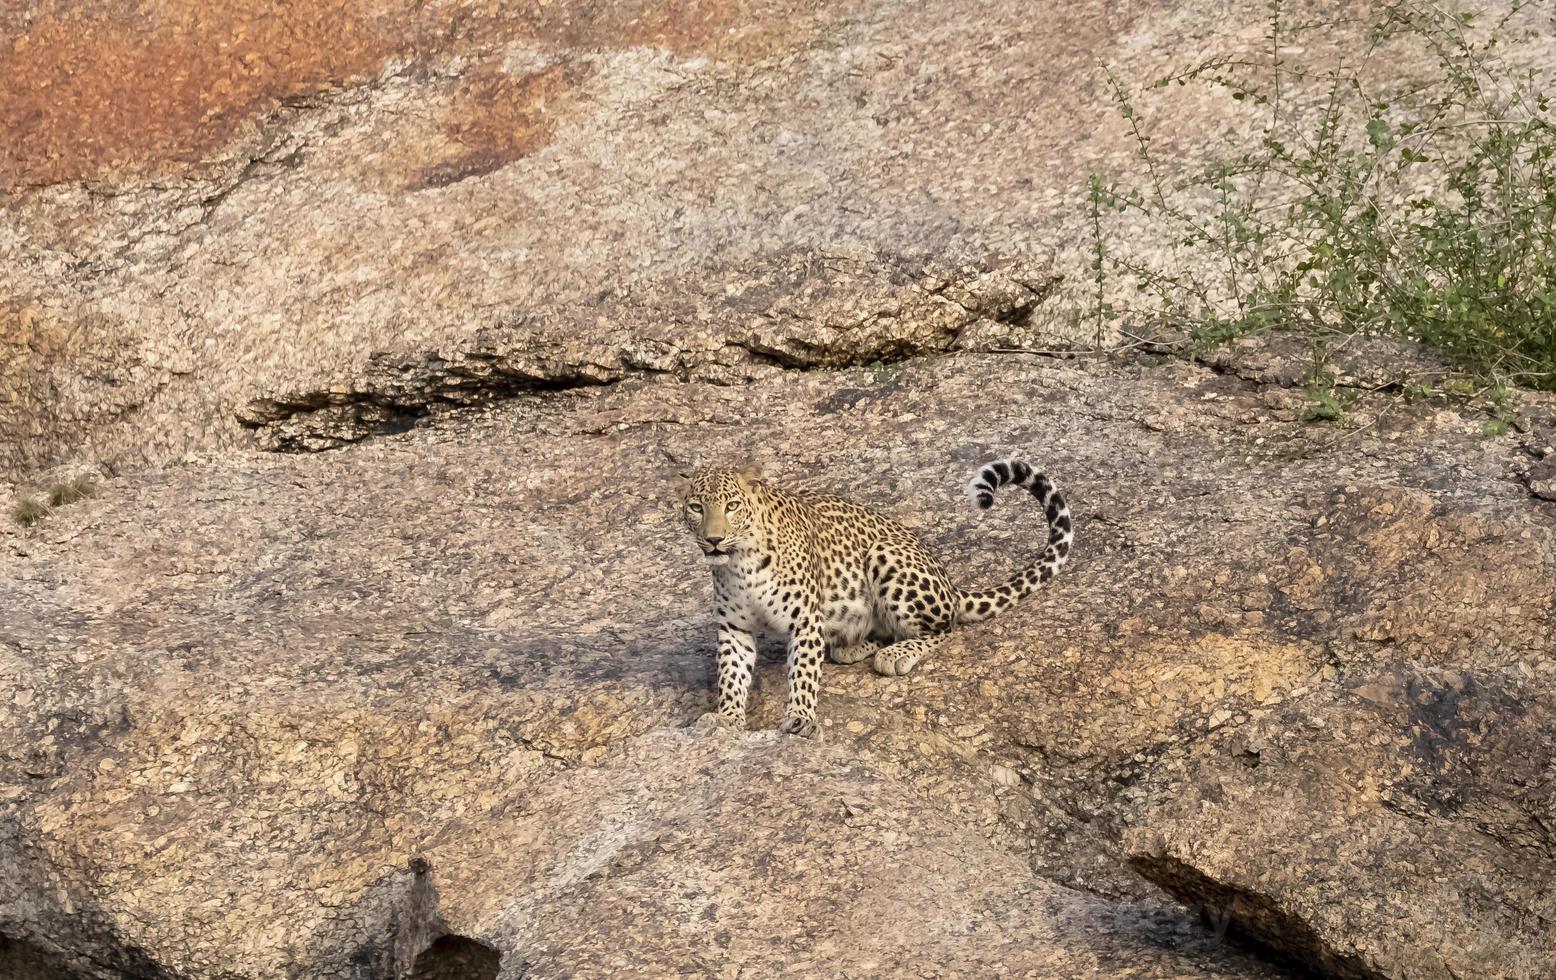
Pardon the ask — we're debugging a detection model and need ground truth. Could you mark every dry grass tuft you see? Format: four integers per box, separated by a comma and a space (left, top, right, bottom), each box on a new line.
47, 476, 95, 507
12, 497, 47, 527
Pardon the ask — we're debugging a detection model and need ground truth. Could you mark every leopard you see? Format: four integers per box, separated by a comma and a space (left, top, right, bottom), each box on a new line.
677, 459, 1072, 738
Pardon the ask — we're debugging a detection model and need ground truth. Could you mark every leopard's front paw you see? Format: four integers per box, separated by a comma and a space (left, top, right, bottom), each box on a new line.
778, 714, 819, 739
695, 711, 744, 731
872, 649, 923, 677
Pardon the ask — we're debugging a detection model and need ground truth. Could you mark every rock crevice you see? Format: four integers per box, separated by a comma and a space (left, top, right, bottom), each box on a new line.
236, 252, 1059, 452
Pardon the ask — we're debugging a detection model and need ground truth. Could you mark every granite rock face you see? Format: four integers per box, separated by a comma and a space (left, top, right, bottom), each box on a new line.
5, 342, 1556, 977
5, 0, 1556, 976
1127, 666, 1556, 980
233, 250, 1060, 452
11, 0, 1548, 476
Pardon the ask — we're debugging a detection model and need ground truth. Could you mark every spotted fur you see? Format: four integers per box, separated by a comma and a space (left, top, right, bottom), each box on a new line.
678, 460, 1072, 737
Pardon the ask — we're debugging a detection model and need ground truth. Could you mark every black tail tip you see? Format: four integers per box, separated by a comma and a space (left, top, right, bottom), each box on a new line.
976, 492, 994, 509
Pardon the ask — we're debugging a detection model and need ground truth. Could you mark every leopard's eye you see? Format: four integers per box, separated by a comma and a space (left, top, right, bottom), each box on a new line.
726, 500, 742, 512
686, 501, 703, 513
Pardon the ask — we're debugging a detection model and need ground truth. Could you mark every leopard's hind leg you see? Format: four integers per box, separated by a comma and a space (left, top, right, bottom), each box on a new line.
866, 548, 957, 677
830, 639, 881, 664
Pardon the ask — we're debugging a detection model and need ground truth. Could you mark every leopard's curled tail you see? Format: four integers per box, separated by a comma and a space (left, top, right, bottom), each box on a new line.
956, 459, 1072, 624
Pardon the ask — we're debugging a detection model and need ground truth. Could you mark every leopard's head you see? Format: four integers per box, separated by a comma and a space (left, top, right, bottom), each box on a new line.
677, 464, 763, 566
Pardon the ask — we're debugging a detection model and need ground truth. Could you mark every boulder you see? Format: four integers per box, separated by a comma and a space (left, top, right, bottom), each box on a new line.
4, 0, 1556, 975
1127, 667, 1556, 980
9, 0, 1544, 475
5, 344, 1555, 975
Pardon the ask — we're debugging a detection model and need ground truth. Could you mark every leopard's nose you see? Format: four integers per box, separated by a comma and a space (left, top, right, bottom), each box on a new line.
705, 535, 724, 546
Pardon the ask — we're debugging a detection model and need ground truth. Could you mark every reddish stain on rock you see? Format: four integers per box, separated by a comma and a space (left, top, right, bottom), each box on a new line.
0, 0, 814, 188
558, 0, 748, 56
0, 0, 426, 188
415, 60, 595, 191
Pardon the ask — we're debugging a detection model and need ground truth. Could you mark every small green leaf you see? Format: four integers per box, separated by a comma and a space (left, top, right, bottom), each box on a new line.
1366, 118, 1395, 151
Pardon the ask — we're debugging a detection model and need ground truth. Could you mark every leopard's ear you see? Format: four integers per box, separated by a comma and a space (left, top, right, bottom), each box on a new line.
673, 470, 693, 502
736, 463, 763, 485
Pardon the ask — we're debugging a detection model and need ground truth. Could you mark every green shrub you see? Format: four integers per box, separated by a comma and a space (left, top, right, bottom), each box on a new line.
1085, 0, 1556, 389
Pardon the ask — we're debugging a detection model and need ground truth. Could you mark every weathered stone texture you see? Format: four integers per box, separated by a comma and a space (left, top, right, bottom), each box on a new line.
11, 0, 1544, 476
1128, 667, 1556, 979
4, 0, 1556, 976
5, 345, 1555, 976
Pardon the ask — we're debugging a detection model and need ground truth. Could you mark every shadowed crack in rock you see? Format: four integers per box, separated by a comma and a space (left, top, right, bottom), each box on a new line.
1126, 854, 1381, 980
1520, 456, 1556, 502
405, 936, 501, 980
236, 251, 1060, 452
0, 934, 92, 980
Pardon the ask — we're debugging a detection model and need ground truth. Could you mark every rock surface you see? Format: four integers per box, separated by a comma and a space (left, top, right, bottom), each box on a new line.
5, 341, 1556, 977
5, 0, 1556, 977
9, 0, 1550, 476
1127, 666, 1556, 980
